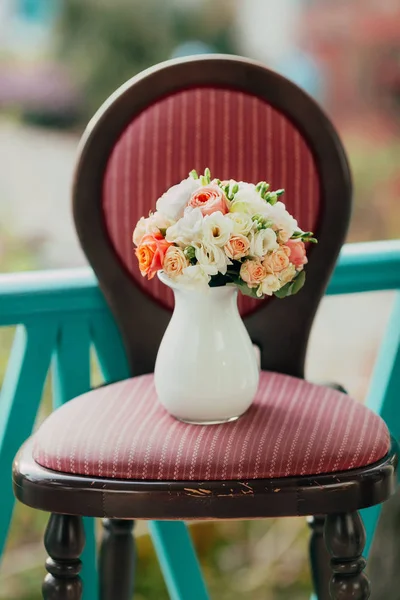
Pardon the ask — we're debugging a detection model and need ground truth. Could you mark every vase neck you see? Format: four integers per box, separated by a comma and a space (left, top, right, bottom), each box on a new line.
158, 272, 238, 313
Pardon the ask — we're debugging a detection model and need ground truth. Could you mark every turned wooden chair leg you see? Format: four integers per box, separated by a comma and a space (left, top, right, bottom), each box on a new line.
99, 519, 136, 600
324, 512, 371, 600
308, 516, 331, 600
43, 513, 85, 600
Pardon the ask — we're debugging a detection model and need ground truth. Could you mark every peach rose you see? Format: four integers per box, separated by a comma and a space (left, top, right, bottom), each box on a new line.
163, 246, 189, 278
263, 246, 290, 274
224, 234, 250, 260
135, 233, 172, 279
188, 184, 229, 216
240, 259, 267, 288
285, 239, 308, 268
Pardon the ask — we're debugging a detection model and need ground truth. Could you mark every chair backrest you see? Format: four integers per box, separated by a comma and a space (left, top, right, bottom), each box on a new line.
73, 55, 351, 378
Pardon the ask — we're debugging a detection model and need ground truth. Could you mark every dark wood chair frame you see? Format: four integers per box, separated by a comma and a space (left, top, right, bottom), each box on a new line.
12, 55, 398, 600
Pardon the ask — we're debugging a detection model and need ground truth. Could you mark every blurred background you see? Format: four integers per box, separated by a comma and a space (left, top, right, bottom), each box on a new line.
0, 0, 399, 598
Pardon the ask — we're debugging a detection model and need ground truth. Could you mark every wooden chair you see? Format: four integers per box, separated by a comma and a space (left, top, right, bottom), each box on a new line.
13, 55, 398, 600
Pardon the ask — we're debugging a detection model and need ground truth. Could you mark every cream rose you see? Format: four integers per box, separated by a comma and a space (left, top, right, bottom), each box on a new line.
263, 246, 291, 274
162, 246, 189, 279
278, 263, 297, 285
240, 259, 266, 288
227, 212, 253, 235
224, 234, 250, 260
230, 183, 268, 214
261, 274, 281, 296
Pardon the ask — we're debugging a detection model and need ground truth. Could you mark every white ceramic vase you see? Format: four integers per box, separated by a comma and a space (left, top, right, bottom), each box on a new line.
154, 271, 260, 424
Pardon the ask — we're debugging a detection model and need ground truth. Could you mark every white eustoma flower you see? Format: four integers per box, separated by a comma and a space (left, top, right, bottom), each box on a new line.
180, 264, 210, 289
202, 211, 233, 247
195, 242, 231, 276
250, 228, 278, 257
227, 212, 253, 235
156, 176, 201, 220
267, 201, 298, 242
165, 207, 203, 246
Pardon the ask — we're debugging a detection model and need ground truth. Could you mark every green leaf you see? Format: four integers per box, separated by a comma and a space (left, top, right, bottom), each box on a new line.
204, 167, 211, 182
209, 273, 230, 287
236, 280, 261, 299
273, 281, 293, 299
184, 245, 196, 262
189, 169, 199, 179
226, 261, 242, 278
158, 228, 167, 237
276, 189, 285, 196
291, 269, 306, 295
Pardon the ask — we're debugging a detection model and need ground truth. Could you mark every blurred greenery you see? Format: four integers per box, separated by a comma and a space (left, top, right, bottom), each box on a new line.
56, 0, 236, 122
347, 138, 400, 242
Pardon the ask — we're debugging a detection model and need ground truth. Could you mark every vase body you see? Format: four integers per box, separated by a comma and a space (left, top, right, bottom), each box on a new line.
154, 272, 260, 424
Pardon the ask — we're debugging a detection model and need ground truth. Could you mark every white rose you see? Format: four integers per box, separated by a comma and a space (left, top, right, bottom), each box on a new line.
132, 216, 148, 246
180, 264, 210, 290
195, 241, 231, 276
261, 274, 281, 296
149, 211, 174, 231
267, 201, 298, 243
156, 176, 201, 220
202, 212, 233, 247
133, 212, 175, 246
165, 207, 203, 246
230, 183, 269, 215
250, 228, 278, 257
227, 212, 253, 235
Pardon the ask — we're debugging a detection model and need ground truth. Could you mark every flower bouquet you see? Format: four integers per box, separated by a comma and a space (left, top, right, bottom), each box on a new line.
133, 169, 317, 424
133, 168, 316, 299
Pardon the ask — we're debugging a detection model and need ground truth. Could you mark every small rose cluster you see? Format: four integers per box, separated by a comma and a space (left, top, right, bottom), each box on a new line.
133, 169, 317, 299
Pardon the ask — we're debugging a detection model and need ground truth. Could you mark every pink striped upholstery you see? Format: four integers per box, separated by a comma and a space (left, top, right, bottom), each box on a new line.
33, 372, 389, 481
102, 87, 321, 315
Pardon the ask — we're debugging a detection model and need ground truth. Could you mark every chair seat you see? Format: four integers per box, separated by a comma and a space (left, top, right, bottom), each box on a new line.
33, 372, 390, 482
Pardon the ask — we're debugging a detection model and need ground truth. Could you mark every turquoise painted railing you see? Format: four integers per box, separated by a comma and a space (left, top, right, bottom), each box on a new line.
0, 239, 399, 600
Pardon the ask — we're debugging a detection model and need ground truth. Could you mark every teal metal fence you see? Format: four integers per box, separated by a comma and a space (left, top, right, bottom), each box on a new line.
0, 240, 399, 599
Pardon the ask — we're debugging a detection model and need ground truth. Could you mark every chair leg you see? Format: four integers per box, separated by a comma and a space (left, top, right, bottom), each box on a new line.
308, 516, 331, 600
99, 519, 135, 600
42, 513, 85, 600
324, 512, 371, 599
